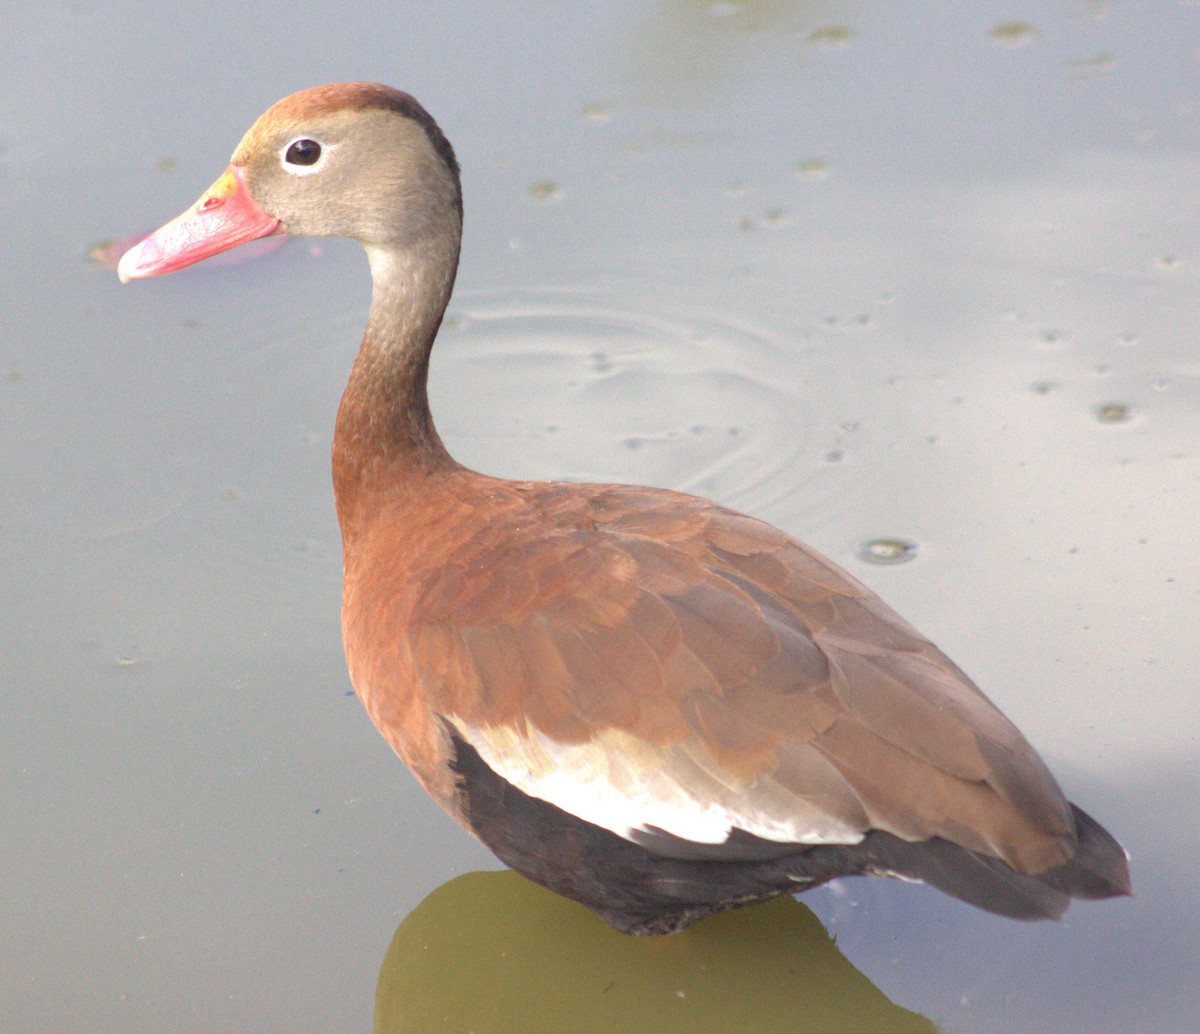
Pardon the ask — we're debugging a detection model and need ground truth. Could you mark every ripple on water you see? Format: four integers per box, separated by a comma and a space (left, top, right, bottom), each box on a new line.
430, 288, 819, 511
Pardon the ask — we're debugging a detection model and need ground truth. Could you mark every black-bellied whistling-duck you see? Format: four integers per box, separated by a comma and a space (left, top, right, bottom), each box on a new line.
119, 83, 1130, 935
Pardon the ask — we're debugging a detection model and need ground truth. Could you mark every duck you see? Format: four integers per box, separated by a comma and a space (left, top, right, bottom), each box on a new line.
118, 83, 1130, 935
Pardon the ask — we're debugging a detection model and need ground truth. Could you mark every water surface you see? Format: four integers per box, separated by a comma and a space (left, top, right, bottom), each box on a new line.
2, 3, 1197, 1031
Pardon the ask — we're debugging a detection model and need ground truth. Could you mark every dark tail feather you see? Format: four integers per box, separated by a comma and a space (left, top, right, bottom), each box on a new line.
1034, 805, 1133, 900
841, 804, 1131, 921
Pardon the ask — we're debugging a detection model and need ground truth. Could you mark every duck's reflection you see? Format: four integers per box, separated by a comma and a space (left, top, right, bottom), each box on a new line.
375, 871, 936, 1033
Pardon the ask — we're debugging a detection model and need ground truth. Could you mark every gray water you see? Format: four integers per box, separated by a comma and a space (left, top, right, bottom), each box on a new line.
3, 3, 1197, 1031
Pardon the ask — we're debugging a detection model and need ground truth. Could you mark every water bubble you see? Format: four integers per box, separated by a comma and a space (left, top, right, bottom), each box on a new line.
1064, 52, 1117, 78
1095, 402, 1132, 424
796, 158, 832, 180
989, 21, 1040, 45
823, 314, 873, 330
857, 538, 919, 565
582, 101, 612, 122
527, 180, 563, 202
808, 25, 856, 46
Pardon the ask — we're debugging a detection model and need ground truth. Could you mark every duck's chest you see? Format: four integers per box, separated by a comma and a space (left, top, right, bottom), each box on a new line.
336, 482, 544, 789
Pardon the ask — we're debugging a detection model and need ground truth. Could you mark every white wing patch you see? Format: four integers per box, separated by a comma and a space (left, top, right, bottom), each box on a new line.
453, 719, 866, 849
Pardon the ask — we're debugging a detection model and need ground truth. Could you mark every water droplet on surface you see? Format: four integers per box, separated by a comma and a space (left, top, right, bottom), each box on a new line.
989, 21, 1040, 45
858, 538, 919, 565
527, 180, 563, 202
796, 158, 832, 180
808, 25, 856, 46
1095, 402, 1132, 423
582, 101, 612, 122
1030, 380, 1058, 395
1064, 52, 1117, 77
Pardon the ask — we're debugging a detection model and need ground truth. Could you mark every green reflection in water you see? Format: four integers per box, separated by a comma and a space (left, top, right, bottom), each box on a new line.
376, 871, 935, 1033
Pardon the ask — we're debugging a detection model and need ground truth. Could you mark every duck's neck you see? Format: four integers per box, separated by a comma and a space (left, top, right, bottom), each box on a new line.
333, 235, 463, 537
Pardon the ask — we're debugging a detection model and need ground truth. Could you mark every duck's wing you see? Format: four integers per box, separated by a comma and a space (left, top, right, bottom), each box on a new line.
406, 483, 1076, 873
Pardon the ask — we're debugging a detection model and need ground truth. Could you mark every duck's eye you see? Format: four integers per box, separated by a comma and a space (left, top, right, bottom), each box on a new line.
284, 138, 323, 166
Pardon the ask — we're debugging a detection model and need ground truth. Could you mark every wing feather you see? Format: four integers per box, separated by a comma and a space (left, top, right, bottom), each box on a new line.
393, 481, 1075, 870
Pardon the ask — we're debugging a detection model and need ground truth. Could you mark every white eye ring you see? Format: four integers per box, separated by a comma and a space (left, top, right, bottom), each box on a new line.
279, 137, 333, 176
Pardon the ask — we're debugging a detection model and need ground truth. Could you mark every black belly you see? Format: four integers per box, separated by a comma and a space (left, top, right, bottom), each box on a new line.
446, 731, 1125, 934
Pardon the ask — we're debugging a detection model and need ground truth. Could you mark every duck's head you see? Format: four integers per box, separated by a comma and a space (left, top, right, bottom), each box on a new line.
118, 83, 461, 283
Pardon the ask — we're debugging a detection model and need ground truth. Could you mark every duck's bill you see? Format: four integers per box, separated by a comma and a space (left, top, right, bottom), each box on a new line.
117, 165, 281, 283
